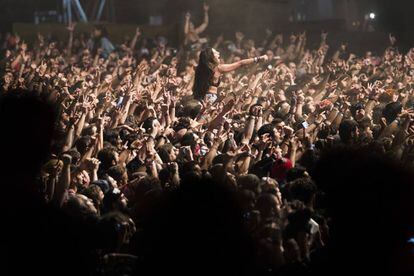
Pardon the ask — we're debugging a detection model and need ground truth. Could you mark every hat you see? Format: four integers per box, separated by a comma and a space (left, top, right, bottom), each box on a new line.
92, 179, 110, 194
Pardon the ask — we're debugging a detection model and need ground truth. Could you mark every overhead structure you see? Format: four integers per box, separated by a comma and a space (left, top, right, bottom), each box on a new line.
62, 0, 88, 23
90, 0, 116, 22
62, 0, 116, 24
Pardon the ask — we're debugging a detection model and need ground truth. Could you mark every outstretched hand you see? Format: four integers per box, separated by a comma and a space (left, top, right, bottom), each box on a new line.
259, 55, 269, 62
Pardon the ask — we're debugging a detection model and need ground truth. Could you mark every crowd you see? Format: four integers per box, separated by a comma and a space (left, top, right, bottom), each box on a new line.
2, 4, 414, 276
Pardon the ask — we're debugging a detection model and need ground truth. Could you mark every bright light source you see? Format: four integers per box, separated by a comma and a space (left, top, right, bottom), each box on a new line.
369, 12, 376, 20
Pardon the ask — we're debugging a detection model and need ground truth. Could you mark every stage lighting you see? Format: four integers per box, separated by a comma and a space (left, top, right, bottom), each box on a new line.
369, 12, 376, 20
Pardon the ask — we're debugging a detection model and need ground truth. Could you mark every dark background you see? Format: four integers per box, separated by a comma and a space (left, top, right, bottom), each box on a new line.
2, 0, 413, 30
2, 0, 414, 52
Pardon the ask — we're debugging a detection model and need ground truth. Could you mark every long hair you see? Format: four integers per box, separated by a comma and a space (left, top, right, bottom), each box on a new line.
193, 48, 217, 100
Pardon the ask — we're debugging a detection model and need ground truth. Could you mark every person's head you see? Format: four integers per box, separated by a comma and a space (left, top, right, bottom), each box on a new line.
97, 147, 119, 172
200, 47, 220, 68
75, 135, 92, 155
286, 167, 308, 182
261, 177, 281, 199
64, 149, 81, 166
82, 184, 104, 213
158, 143, 178, 163
266, 49, 274, 61
142, 117, 161, 137
288, 62, 297, 72
238, 189, 256, 212
181, 160, 202, 175
63, 193, 99, 219
287, 177, 317, 208
107, 165, 128, 186
359, 117, 373, 141
237, 174, 262, 196
181, 100, 202, 119
272, 118, 285, 134
104, 129, 122, 149
203, 131, 215, 147
382, 101, 402, 124
97, 212, 136, 253
71, 169, 91, 191
102, 187, 128, 214
339, 119, 359, 144
350, 103, 365, 121
256, 193, 280, 219
93, 25, 108, 38
257, 123, 277, 139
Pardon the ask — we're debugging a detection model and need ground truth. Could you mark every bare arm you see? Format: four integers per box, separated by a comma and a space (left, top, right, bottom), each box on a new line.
242, 116, 255, 144
119, 94, 132, 125
201, 141, 220, 170
184, 13, 191, 35
53, 155, 72, 207
66, 23, 76, 57
218, 55, 267, 73
74, 110, 87, 140
129, 27, 141, 51
194, 4, 209, 34
61, 124, 75, 153
238, 154, 251, 175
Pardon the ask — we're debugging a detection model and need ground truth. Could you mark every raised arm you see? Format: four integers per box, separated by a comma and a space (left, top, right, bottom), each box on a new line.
66, 23, 76, 57
53, 154, 72, 207
194, 3, 209, 34
129, 27, 142, 52
184, 12, 191, 35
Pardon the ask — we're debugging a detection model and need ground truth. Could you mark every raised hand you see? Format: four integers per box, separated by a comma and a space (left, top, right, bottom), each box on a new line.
61, 154, 72, 167
321, 30, 328, 41
86, 158, 101, 172
389, 33, 397, 46
66, 22, 77, 33
185, 12, 191, 20
135, 26, 142, 37
203, 2, 209, 12
259, 55, 269, 62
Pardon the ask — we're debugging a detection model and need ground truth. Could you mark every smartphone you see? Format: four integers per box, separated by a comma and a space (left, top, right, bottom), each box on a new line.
200, 146, 208, 156
116, 96, 124, 107
301, 121, 309, 129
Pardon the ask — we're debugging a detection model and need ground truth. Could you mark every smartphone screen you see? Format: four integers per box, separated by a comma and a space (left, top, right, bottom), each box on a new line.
117, 96, 124, 107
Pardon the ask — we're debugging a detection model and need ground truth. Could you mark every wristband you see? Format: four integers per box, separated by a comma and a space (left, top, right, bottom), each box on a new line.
254, 57, 258, 63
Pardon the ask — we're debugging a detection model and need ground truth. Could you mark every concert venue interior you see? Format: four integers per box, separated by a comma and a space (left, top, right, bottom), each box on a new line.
2, 1, 414, 275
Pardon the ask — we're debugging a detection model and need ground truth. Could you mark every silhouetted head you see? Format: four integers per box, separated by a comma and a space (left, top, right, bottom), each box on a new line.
382, 101, 402, 124
312, 147, 414, 274
339, 119, 359, 144
135, 177, 259, 275
0, 89, 56, 180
